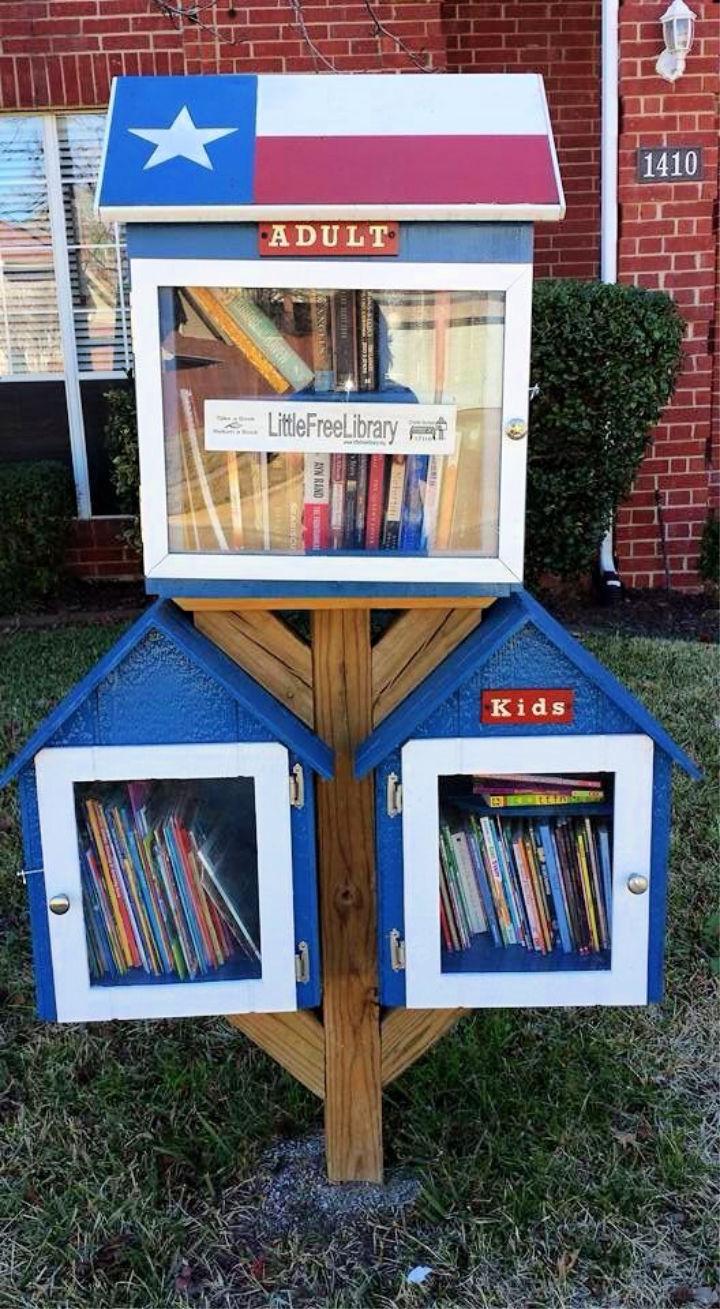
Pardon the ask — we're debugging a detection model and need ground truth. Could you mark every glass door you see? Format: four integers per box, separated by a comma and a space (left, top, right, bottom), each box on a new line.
400, 735, 654, 1009
35, 742, 299, 1021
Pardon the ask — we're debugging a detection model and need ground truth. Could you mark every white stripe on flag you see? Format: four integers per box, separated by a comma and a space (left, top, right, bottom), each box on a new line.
256, 73, 550, 139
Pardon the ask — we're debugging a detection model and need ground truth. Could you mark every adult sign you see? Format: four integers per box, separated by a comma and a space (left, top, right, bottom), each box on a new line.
258, 221, 399, 255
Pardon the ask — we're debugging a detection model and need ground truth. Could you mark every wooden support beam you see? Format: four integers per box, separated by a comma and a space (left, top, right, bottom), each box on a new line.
381, 1008, 463, 1087
312, 609, 383, 1182
193, 610, 314, 727
372, 605, 492, 725
226, 1011, 325, 1099
176, 596, 496, 612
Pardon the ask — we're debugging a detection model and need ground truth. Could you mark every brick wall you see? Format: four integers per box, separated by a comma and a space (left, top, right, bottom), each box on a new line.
440, 2, 602, 280
0, 0, 717, 591
614, 0, 719, 590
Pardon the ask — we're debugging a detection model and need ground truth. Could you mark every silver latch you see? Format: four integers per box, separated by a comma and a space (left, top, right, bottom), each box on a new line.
295, 941, 310, 984
386, 771, 403, 817
289, 763, 305, 809
17, 867, 43, 885
389, 928, 406, 972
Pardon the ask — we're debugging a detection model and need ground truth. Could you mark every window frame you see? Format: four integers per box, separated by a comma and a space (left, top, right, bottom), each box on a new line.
132, 256, 533, 588
400, 733, 654, 1009
35, 741, 299, 1021
0, 112, 131, 518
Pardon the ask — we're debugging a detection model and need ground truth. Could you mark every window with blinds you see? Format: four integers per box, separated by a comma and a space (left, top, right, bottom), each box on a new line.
58, 115, 131, 376
0, 117, 63, 377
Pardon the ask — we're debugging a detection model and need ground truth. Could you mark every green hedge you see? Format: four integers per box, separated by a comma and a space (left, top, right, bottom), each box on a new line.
0, 461, 74, 613
527, 279, 685, 583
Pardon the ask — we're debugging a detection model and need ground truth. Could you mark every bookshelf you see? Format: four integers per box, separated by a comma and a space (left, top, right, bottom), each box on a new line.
132, 256, 532, 593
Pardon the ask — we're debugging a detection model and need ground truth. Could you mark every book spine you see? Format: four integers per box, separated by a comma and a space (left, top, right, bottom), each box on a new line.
465, 823, 503, 947
303, 453, 331, 550
510, 832, 546, 953
421, 455, 443, 551
354, 457, 369, 549
398, 455, 429, 553
329, 453, 346, 550
538, 822, 573, 953
364, 455, 386, 549
224, 291, 315, 391
185, 287, 291, 393
596, 821, 613, 930
357, 290, 376, 391
343, 454, 360, 549
478, 817, 515, 946
381, 455, 407, 550
310, 291, 334, 392
451, 829, 487, 935
584, 818, 609, 949
332, 290, 358, 392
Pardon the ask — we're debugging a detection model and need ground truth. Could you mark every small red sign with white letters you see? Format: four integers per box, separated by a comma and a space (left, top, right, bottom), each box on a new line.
481, 688, 574, 725
258, 220, 399, 256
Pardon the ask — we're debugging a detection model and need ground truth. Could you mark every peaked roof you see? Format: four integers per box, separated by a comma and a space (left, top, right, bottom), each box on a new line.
96, 73, 564, 224
0, 601, 333, 786
355, 591, 701, 779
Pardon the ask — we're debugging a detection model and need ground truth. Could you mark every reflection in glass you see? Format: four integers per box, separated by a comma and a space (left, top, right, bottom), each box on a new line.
438, 772, 613, 974
159, 286, 505, 558
75, 777, 261, 987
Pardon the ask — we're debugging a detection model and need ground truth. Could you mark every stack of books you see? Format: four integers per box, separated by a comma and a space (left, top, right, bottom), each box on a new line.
162, 285, 504, 557
76, 781, 261, 984
439, 775, 612, 958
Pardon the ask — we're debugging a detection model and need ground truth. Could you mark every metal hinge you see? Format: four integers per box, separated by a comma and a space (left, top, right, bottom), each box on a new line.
389, 928, 406, 972
386, 771, 403, 817
289, 763, 305, 809
295, 941, 310, 984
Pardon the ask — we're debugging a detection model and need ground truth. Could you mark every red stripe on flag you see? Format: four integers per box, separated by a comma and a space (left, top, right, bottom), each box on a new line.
254, 135, 559, 206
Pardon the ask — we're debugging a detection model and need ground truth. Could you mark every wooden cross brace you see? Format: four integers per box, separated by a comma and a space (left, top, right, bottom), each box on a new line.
180, 598, 495, 1182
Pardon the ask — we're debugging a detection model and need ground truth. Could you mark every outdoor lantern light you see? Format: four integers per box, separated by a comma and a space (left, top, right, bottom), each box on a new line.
656, 0, 696, 82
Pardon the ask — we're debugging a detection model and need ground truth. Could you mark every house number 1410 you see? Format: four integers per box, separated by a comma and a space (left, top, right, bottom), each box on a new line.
637, 146, 703, 183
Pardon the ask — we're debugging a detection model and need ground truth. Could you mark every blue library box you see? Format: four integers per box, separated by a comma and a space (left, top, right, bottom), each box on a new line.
95, 71, 565, 601
1, 601, 332, 1023
356, 592, 700, 1011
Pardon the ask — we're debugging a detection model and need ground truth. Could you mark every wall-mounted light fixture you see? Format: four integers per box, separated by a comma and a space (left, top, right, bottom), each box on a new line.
656, 0, 697, 82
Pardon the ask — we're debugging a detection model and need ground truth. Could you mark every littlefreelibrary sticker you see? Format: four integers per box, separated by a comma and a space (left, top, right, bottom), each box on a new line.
204, 399, 457, 456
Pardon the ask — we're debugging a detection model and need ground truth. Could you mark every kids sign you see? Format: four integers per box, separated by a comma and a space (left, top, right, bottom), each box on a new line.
258, 221, 399, 256
204, 399, 456, 456
481, 689, 574, 725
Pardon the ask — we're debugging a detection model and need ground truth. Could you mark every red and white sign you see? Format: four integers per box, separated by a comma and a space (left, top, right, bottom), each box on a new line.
258, 221, 399, 256
481, 689, 574, 725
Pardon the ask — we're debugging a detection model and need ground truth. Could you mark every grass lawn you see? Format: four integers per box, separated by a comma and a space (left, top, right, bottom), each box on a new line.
0, 621, 717, 1308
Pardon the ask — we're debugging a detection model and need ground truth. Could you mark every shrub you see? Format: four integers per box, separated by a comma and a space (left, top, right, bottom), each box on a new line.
104, 383, 141, 549
527, 279, 685, 583
0, 461, 74, 613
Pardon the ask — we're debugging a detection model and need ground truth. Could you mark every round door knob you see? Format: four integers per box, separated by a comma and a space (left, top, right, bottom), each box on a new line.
49, 894, 70, 915
626, 874, 649, 896
505, 418, 528, 440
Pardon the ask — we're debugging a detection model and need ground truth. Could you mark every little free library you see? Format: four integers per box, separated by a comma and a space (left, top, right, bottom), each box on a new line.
2, 73, 700, 1184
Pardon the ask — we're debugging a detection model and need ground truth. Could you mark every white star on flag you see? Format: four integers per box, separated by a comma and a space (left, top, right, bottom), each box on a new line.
129, 105, 238, 171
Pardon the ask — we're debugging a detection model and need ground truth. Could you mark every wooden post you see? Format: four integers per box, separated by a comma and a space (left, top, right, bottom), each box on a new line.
312, 608, 383, 1182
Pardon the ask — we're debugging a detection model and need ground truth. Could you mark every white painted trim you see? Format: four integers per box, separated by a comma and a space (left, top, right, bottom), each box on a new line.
101, 202, 565, 225
35, 742, 298, 1022
131, 257, 531, 586
401, 735, 653, 1010
538, 75, 567, 222
43, 116, 92, 519
601, 0, 620, 284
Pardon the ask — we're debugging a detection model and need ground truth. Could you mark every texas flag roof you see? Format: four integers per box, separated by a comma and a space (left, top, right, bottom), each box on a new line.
96, 73, 564, 224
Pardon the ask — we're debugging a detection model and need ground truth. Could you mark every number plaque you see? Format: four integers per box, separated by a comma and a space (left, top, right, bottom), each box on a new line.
637, 146, 704, 183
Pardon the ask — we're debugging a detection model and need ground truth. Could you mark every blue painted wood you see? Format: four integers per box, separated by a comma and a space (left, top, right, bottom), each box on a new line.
0, 600, 333, 786
355, 591, 701, 779
441, 937, 611, 974
148, 579, 516, 601
127, 221, 533, 265
647, 749, 672, 1003
18, 769, 56, 1020
290, 751, 322, 1007
375, 752, 405, 1007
